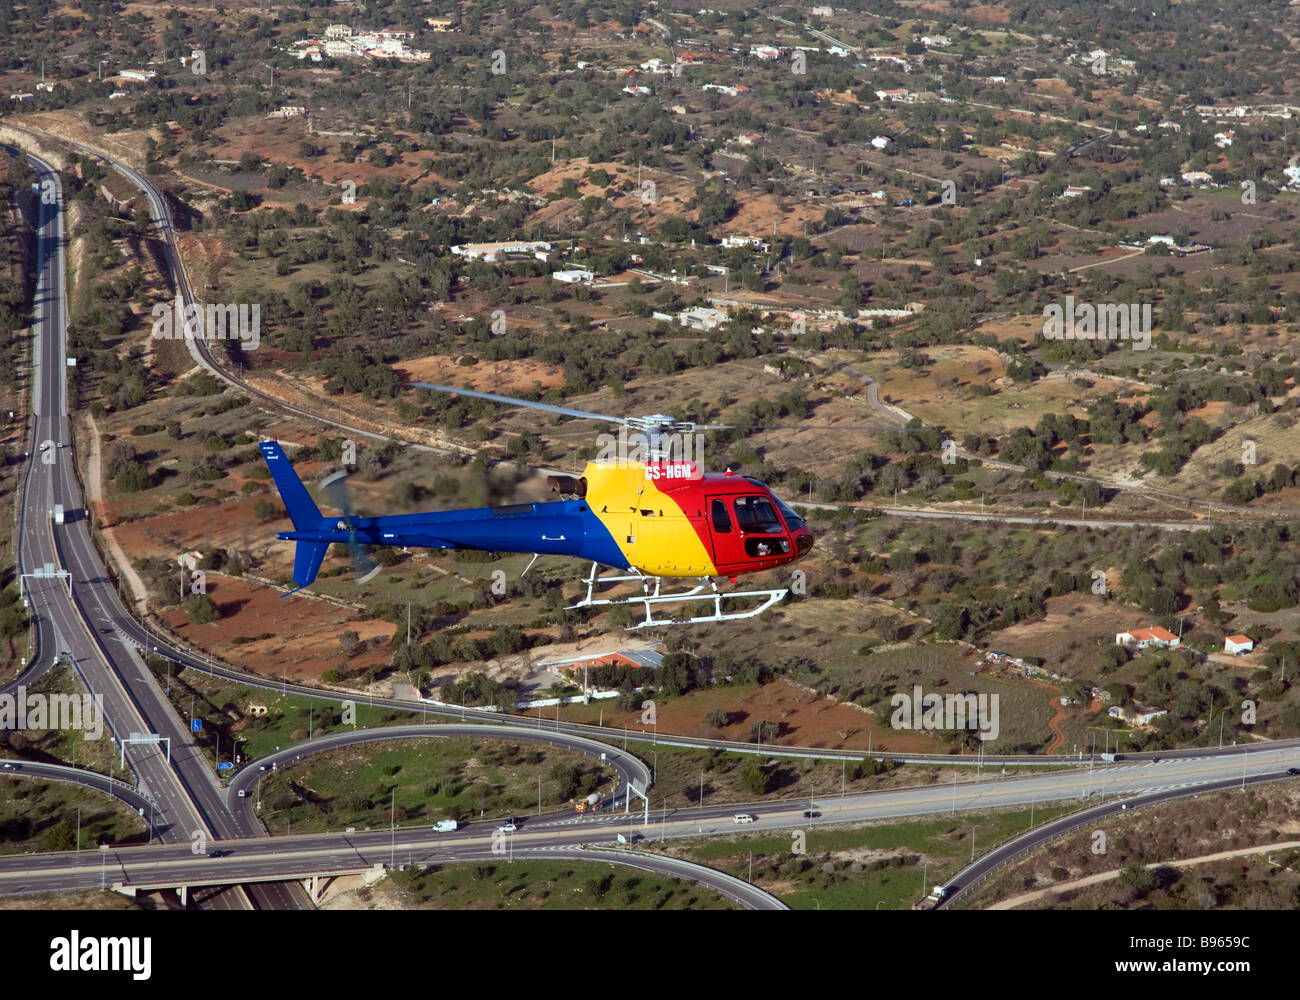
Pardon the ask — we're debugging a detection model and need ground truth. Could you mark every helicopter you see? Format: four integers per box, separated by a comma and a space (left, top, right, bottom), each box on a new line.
259, 382, 904, 628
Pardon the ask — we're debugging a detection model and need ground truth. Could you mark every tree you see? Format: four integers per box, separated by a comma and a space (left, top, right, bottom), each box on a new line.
750, 719, 778, 743
932, 603, 968, 640
182, 594, 219, 624
740, 757, 771, 794
115, 460, 151, 493
1118, 862, 1157, 895
705, 708, 730, 729
43, 819, 76, 852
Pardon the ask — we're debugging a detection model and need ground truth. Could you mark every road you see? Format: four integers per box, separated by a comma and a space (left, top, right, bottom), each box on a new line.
5, 145, 300, 910
5, 742, 1298, 906
936, 770, 1298, 909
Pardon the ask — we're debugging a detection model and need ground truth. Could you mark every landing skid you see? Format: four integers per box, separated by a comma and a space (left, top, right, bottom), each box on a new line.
566, 563, 788, 629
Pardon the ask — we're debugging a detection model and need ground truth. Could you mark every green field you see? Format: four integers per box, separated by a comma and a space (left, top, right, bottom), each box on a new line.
672, 804, 1078, 910
0, 776, 148, 854
381, 858, 735, 910
256, 737, 617, 834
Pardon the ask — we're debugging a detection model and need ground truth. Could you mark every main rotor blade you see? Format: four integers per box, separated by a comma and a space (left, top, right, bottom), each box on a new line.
411, 382, 630, 426
704, 423, 926, 432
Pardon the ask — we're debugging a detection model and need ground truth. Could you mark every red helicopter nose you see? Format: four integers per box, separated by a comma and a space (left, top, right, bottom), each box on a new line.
794, 525, 814, 556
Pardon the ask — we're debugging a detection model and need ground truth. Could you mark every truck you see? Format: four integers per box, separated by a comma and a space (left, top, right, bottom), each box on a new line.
574, 792, 603, 814
52, 504, 64, 525
912, 885, 948, 910
432, 819, 458, 832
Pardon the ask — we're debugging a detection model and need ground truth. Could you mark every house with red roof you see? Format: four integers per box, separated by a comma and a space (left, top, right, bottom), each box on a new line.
1224, 635, 1254, 655
1115, 626, 1179, 649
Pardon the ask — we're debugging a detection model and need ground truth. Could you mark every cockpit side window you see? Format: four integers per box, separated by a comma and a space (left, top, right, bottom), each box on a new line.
711, 498, 732, 533
733, 496, 783, 534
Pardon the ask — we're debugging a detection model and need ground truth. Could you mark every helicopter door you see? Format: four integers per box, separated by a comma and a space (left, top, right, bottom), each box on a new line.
705, 496, 746, 571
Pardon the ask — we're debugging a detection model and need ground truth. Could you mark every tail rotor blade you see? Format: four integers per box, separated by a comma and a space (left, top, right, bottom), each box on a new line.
319, 470, 377, 582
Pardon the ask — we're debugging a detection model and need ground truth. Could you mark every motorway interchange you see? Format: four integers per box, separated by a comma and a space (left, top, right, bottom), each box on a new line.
5, 135, 1300, 910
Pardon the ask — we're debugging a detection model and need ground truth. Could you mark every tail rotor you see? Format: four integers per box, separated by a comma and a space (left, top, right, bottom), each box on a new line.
320, 470, 381, 584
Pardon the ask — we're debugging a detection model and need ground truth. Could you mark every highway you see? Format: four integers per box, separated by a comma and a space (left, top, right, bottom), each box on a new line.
4, 146, 297, 909
5, 739, 1298, 906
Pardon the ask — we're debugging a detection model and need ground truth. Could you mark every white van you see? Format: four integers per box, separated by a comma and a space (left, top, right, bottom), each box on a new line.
732, 813, 756, 824
433, 819, 458, 832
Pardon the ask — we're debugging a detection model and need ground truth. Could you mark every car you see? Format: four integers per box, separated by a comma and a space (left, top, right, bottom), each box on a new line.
803, 810, 821, 819
577, 843, 588, 850
259, 765, 266, 771
498, 823, 517, 833
1, 762, 12, 769
1287, 768, 1300, 776
432, 819, 458, 832
207, 849, 230, 858
732, 813, 756, 824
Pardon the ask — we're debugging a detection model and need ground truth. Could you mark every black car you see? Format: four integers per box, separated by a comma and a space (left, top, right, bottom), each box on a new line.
1287, 768, 1300, 776
803, 810, 821, 819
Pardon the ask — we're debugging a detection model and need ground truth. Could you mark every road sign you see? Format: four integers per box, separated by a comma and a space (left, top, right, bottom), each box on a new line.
217, 761, 232, 771
191, 719, 201, 732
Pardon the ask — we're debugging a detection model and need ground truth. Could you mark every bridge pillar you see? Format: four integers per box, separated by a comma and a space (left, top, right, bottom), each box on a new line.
179, 884, 188, 908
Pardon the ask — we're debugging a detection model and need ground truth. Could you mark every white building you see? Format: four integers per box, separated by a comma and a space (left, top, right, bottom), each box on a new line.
677, 307, 729, 330
1115, 626, 1179, 649
720, 236, 770, 252
120, 69, 156, 82
1224, 635, 1254, 655
451, 241, 554, 262
871, 135, 891, 150
552, 269, 596, 284
750, 46, 781, 60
